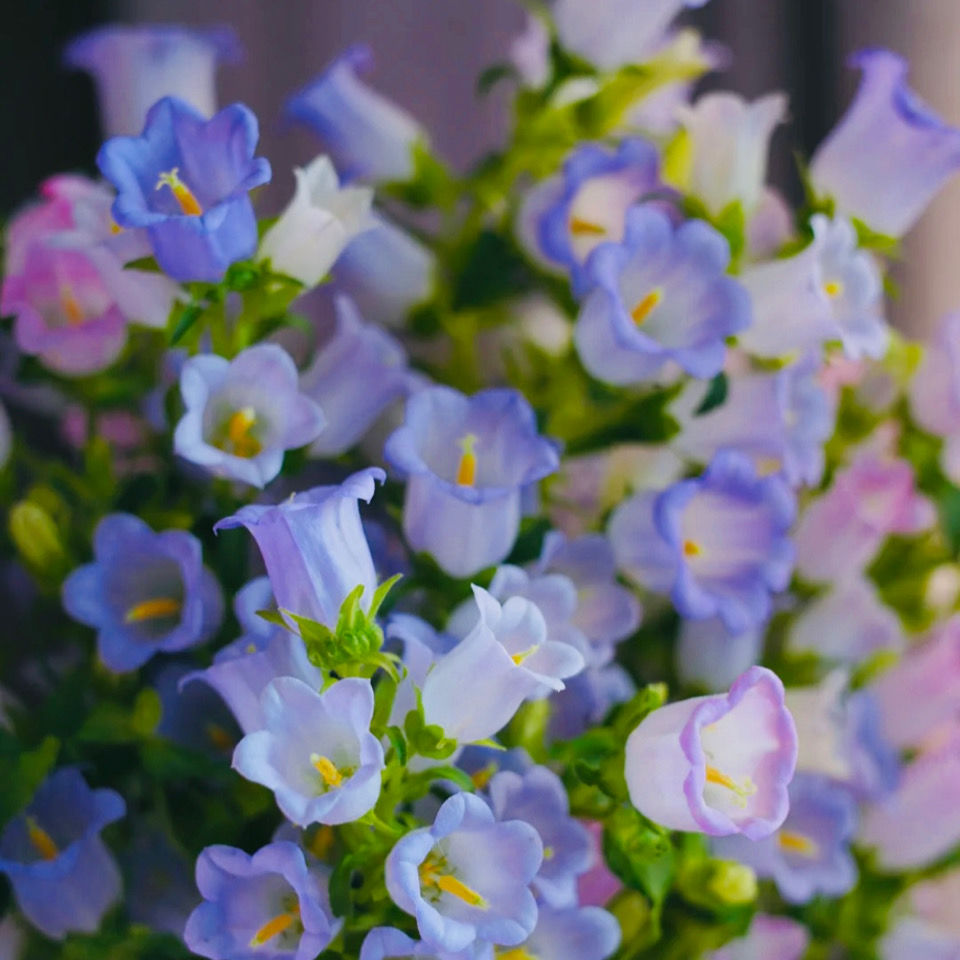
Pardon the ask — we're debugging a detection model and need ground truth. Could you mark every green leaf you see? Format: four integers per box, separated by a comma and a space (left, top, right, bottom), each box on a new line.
368, 573, 403, 619
694, 372, 728, 416
255, 608, 289, 629
0, 735, 59, 823
170, 303, 204, 344
124, 255, 163, 273
385, 726, 408, 766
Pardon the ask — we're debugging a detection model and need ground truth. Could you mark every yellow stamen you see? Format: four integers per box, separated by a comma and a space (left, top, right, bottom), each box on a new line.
456, 433, 478, 487
245, 643, 258, 655
108, 218, 124, 236
26, 817, 58, 861
756, 456, 782, 477
778, 830, 820, 857
511, 645, 540, 666
497, 949, 536, 960
156, 167, 203, 216
569, 216, 606, 237
683, 539, 701, 557
823, 280, 844, 299
307, 825, 335, 860
543, 846, 555, 860
471, 764, 496, 790
705, 765, 758, 807
249, 910, 298, 947
420, 857, 488, 908
124, 597, 182, 624
220, 407, 261, 459
59, 286, 85, 326
631, 287, 663, 326
310, 754, 343, 788
206, 723, 234, 753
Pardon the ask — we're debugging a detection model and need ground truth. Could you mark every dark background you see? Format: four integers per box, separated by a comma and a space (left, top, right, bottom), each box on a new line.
4, 0, 959, 336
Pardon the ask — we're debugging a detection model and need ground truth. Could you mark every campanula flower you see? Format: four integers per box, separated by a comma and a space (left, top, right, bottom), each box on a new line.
64, 24, 241, 137
301, 295, 413, 457
610, 451, 795, 633
880, 870, 960, 960
384, 387, 560, 578
810, 48, 960, 238
173, 343, 326, 488
709, 914, 809, 960
0, 768, 124, 939
97, 96, 271, 281
360, 927, 492, 959
331, 211, 436, 326
509, 13, 550, 89
384, 791, 542, 953
675, 617, 763, 693
713, 774, 858, 904
286, 44, 426, 183
154, 662, 240, 758
422, 586, 584, 743
184, 841, 340, 959
487, 766, 593, 908
548, 664, 635, 742
258, 155, 373, 288
518, 139, 662, 293
624, 666, 797, 838
233, 677, 384, 825
574, 205, 751, 384
215, 467, 384, 628
504, 905, 621, 960
577, 821, 622, 907
62, 513, 223, 672
121, 827, 197, 937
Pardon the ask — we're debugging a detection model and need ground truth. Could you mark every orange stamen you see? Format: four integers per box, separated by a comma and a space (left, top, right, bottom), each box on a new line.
124, 597, 182, 624
249, 909, 298, 947
683, 540, 701, 557
631, 288, 663, 326
156, 168, 203, 217
26, 817, 58, 861
778, 831, 820, 857
456, 434, 478, 487
569, 216, 606, 236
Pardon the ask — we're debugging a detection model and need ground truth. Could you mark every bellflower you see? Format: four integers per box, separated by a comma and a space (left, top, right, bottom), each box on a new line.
384, 387, 560, 578
911, 313, 960, 485
677, 92, 786, 217
709, 914, 810, 960
870, 617, 960, 750
215, 467, 384, 628
487, 766, 593, 908
502, 905, 621, 960
577, 821, 623, 907
233, 676, 384, 826
675, 617, 763, 693
624, 666, 797, 838
518, 139, 662, 293
360, 927, 492, 960
97, 96, 272, 281
548, 663, 635, 742
610, 451, 795, 633
331, 211, 436, 326
713, 774, 858, 904
301, 295, 413, 457
384, 791, 542, 953
422, 586, 584, 743
810, 48, 960, 238
880, 870, 960, 960
286, 44, 426, 183
509, 13, 550, 89
174, 344, 325, 488
258, 155, 373, 288
65, 24, 241, 137
154, 662, 240, 758
794, 451, 936, 583
0, 768, 125, 939
184, 841, 340, 959
121, 828, 197, 937
62, 513, 223, 672
573, 205, 751, 384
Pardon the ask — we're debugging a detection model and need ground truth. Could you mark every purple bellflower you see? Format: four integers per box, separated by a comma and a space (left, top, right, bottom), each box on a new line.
384, 792, 543, 953
384, 387, 560, 578
232, 677, 384, 826
173, 343, 326, 488
503, 905, 622, 960
97, 96, 271, 281
880, 870, 960, 960
62, 513, 223, 672
709, 914, 810, 960
184, 841, 340, 959
0, 768, 125, 939
65, 24, 241, 138
713, 773, 858, 904
675, 617, 764, 693
215, 467, 384, 628
548, 663, 636, 743
360, 927, 492, 960
573, 205, 751, 384
810, 48, 960, 239
624, 666, 798, 838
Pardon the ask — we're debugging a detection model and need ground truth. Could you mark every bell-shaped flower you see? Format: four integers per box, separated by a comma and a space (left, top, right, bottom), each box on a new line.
672, 355, 835, 487
517, 139, 662, 294
301, 295, 414, 457
501, 905, 621, 960
0, 768, 125, 939
64, 24, 241, 137
184, 841, 340, 959
385, 792, 542, 953
810, 48, 960, 238
215, 467, 384, 628
154, 662, 240, 759
62, 513, 223, 672
911, 312, 960, 484
624, 666, 797, 838
286, 44, 426, 183
173, 343, 326, 488
97, 96, 271, 281
709, 914, 809, 960
384, 387, 560, 578
574, 205, 751, 384
676, 617, 763, 693
880, 870, 960, 960
610, 451, 795, 633
422, 586, 584, 743
258, 156, 372, 288
548, 663, 635, 743
677, 91, 786, 218
332, 211, 436, 326
713, 773, 858, 904
487, 766, 593, 908
233, 676, 384, 826
360, 927, 492, 959
553, 0, 710, 70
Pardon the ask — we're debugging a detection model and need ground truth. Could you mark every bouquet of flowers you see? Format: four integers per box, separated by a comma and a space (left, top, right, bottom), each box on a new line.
3, 4, 960, 958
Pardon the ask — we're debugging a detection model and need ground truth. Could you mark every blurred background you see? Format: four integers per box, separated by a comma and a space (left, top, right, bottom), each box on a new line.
3, 0, 960, 337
